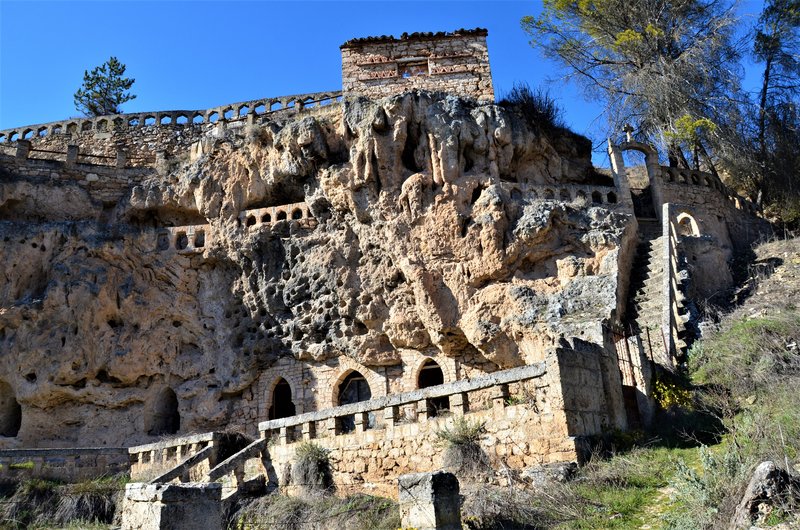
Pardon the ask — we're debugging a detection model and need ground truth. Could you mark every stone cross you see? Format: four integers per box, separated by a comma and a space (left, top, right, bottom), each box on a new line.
623, 124, 634, 142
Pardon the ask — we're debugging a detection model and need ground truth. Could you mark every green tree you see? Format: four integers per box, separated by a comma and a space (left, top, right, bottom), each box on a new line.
523, 0, 742, 168
73, 57, 136, 117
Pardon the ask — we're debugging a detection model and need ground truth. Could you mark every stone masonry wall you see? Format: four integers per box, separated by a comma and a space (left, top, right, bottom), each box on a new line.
0, 447, 129, 482
341, 29, 494, 102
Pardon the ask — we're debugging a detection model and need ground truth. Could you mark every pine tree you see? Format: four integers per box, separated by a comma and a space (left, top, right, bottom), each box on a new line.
73, 57, 136, 117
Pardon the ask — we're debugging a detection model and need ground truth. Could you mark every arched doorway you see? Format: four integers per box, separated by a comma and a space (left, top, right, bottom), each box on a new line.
0, 381, 21, 437
268, 378, 296, 420
676, 212, 700, 237
337, 370, 372, 433
418, 359, 449, 416
147, 388, 180, 436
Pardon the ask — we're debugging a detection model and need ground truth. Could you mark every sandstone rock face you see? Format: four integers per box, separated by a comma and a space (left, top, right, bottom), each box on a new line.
0, 92, 634, 447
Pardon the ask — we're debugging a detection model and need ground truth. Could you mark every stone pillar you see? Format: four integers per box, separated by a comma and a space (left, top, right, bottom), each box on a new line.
354, 412, 368, 433
278, 426, 290, 445
384, 405, 399, 432
116, 147, 127, 169
155, 151, 167, 175
121, 483, 222, 530
66, 145, 79, 167
450, 392, 469, 414
416, 399, 429, 422
246, 113, 256, 126
492, 384, 509, 411
607, 139, 633, 209
302, 421, 316, 441
15, 140, 31, 160
398, 471, 461, 530
326, 417, 338, 437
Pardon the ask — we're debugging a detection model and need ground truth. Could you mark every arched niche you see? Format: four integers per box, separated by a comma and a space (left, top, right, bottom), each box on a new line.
146, 387, 180, 436
336, 370, 373, 433
0, 381, 21, 437
417, 359, 449, 416
676, 212, 700, 237
268, 378, 296, 420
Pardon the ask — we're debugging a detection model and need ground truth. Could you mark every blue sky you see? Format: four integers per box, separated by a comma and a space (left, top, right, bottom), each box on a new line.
0, 1, 767, 162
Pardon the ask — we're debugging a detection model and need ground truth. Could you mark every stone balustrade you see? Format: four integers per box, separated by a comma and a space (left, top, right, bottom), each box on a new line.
239, 201, 315, 229
0, 447, 128, 482
128, 432, 221, 482
658, 166, 759, 215
501, 182, 623, 207
258, 362, 546, 443
0, 91, 343, 144
1, 140, 143, 168
156, 225, 210, 254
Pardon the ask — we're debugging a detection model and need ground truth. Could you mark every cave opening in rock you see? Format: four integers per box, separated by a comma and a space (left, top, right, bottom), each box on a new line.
268, 378, 296, 420
337, 370, 372, 433
0, 381, 21, 437
418, 359, 449, 416
147, 388, 180, 436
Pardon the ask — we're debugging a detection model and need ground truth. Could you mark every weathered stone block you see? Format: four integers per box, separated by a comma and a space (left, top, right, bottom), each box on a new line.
121, 482, 222, 530
398, 471, 461, 530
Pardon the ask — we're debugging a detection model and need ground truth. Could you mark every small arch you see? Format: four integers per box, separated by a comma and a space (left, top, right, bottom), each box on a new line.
208, 111, 219, 123
81, 122, 92, 132
591, 191, 603, 204
23, 129, 33, 139
66, 123, 78, 134
160, 115, 172, 125
270, 101, 282, 111
238, 105, 249, 117
52, 125, 63, 134
96, 119, 108, 132
679, 171, 689, 184
336, 370, 372, 433
576, 190, 587, 201
37, 127, 48, 137
291, 208, 303, 220
128, 117, 140, 127
113, 117, 124, 128
146, 388, 180, 436
607, 191, 618, 204
144, 116, 156, 126
690, 172, 700, 185
559, 189, 570, 201
276, 210, 287, 221
543, 189, 555, 200
704, 176, 713, 187
302, 97, 315, 109
286, 100, 296, 109
176, 114, 189, 125
193, 230, 205, 248
246, 215, 256, 227
9, 132, 18, 141
223, 108, 234, 120
0, 381, 22, 437
675, 212, 700, 237
261, 213, 271, 223
156, 231, 170, 251
268, 378, 296, 420
319, 98, 331, 107
254, 104, 266, 115
192, 114, 204, 124
417, 359, 449, 416
175, 232, 188, 250
0, 134, 6, 143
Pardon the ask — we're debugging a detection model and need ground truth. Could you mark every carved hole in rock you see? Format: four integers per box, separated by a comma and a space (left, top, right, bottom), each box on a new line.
176, 233, 188, 250
146, 388, 180, 436
418, 359, 449, 416
194, 230, 205, 248
24, 373, 36, 383
261, 213, 271, 223
156, 231, 170, 251
401, 128, 420, 172
337, 370, 373, 433
460, 217, 472, 238
268, 378, 296, 420
277, 211, 287, 221
192, 114, 204, 124
607, 192, 617, 204
470, 186, 483, 205
464, 152, 474, 173
511, 188, 522, 201
107, 318, 123, 329
0, 381, 21, 437
176, 115, 188, 125
144, 116, 156, 126
291, 209, 303, 220
246, 216, 256, 227
591, 191, 602, 204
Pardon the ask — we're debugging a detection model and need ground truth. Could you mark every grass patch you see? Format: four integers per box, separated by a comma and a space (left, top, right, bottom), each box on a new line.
291, 442, 333, 496
435, 416, 491, 478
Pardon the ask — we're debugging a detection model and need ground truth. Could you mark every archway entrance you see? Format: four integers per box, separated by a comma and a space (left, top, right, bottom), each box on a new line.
268, 378, 296, 420
147, 388, 180, 436
0, 381, 21, 437
337, 371, 372, 433
418, 359, 449, 416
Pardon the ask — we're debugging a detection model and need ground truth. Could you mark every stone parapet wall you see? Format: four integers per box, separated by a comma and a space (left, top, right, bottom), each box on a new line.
500, 181, 626, 209
0, 447, 128, 482
341, 29, 493, 102
129, 432, 223, 482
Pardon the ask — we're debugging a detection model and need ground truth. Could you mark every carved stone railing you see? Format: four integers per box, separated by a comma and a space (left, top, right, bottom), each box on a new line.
257, 362, 546, 444
128, 432, 222, 482
238, 201, 316, 229
500, 182, 623, 207
658, 166, 760, 215
660, 203, 692, 365
0, 91, 343, 143
156, 225, 210, 254
0, 140, 153, 168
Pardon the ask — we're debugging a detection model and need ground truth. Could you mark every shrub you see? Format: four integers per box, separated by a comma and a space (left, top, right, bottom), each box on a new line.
435, 416, 491, 478
291, 442, 333, 496
499, 83, 566, 133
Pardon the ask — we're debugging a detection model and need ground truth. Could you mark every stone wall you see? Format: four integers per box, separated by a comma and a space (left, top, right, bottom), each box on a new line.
0, 447, 129, 482
341, 29, 493, 102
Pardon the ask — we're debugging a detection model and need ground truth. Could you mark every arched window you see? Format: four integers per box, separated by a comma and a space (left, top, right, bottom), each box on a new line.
418, 359, 449, 416
268, 378, 296, 420
337, 370, 372, 433
147, 388, 180, 436
0, 381, 21, 437
676, 212, 700, 237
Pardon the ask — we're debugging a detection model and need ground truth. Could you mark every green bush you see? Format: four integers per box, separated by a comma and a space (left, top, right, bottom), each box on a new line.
291, 442, 333, 495
435, 416, 490, 479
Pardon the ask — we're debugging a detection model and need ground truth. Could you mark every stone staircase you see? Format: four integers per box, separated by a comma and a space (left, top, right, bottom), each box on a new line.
626, 219, 691, 364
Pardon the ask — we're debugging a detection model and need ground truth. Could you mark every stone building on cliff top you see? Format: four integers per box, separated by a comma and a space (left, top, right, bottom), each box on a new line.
0, 29, 769, 499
